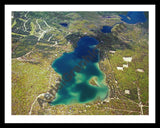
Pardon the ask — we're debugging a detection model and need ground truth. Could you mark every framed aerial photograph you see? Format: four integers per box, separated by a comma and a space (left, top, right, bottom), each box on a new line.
5, 4, 155, 123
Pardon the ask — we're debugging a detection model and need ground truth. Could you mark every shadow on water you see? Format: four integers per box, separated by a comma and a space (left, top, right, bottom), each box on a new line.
65, 32, 86, 49
65, 30, 132, 61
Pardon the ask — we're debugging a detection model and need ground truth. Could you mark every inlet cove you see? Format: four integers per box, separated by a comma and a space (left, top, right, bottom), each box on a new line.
50, 36, 109, 105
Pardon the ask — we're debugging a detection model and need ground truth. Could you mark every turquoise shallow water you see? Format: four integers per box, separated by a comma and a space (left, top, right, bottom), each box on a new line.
50, 36, 109, 105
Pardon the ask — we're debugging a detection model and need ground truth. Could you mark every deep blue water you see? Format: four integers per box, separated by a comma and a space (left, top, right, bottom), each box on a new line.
119, 11, 147, 24
60, 23, 68, 27
101, 26, 113, 33
50, 36, 109, 105
101, 12, 147, 34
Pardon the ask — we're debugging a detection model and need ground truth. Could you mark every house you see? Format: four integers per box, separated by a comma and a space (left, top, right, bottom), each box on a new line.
136, 69, 144, 72
109, 50, 116, 54
123, 64, 128, 68
123, 57, 132, 62
67, 41, 70, 45
125, 90, 130, 94
117, 67, 123, 71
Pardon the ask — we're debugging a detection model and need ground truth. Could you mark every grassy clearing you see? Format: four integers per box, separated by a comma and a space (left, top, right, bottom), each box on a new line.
12, 59, 52, 115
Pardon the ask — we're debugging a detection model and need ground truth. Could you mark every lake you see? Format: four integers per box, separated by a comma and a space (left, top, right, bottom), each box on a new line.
119, 12, 147, 24
101, 26, 112, 33
59, 23, 68, 27
50, 36, 109, 105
